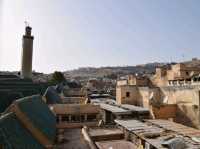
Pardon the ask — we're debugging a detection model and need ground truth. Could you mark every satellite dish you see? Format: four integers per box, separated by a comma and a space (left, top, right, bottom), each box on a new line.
163, 96, 168, 104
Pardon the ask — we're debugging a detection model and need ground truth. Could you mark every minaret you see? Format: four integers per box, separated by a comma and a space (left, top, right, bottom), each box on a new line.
21, 25, 34, 79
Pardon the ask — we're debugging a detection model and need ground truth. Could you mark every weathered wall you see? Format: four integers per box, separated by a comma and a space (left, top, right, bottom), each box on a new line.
152, 104, 177, 119
117, 85, 200, 106
116, 85, 200, 128
159, 86, 200, 105
137, 87, 150, 107
116, 86, 139, 105
176, 103, 200, 129
117, 80, 128, 86
149, 86, 200, 128
151, 68, 168, 87
150, 63, 200, 87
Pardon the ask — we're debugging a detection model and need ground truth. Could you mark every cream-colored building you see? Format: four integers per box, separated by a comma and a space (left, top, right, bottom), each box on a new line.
151, 63, 200, 86
117, 74, 149, 87
116, 62, 200, 129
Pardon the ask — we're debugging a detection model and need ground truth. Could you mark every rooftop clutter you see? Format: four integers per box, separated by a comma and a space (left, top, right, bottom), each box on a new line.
1, 77, 200, 148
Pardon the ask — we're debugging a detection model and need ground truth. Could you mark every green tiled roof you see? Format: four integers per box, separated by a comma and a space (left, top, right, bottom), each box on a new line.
0, 112, 44, 149
13, 95, 56, 143
0, 80, 49, 113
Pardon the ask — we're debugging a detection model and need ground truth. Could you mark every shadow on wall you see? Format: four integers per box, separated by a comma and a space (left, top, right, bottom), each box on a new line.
175, 104, 200, 129
136, 87, 163, 108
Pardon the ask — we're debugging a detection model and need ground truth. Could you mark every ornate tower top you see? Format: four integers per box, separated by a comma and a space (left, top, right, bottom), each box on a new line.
25, 26, 32, 36
24, 21, 32, 36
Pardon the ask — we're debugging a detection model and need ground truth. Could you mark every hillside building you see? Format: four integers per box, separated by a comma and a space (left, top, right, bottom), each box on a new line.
151, 63, 200, 86
116, 62, 200, 129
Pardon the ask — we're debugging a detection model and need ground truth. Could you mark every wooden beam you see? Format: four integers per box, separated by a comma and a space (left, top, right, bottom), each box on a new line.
56, 121, 98, 129
50, 104, 100, 115
82, 127, 97, 149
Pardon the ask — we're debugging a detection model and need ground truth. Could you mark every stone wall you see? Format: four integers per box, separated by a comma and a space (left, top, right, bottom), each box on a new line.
159, 86, 200, 105
176, 103, 200, 129
116, 85, 139, 105
116, 85, 200, 128
152, 104, 177, 119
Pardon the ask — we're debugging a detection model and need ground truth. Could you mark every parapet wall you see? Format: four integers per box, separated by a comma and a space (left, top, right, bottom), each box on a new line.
116, 85, 139, 105
159, 86, 200, 105
176, 103, 200, 129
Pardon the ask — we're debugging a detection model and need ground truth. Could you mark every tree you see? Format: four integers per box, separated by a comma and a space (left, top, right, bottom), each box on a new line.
49, 71, 66, 84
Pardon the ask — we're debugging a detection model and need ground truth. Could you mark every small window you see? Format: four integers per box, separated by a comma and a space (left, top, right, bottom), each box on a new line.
186, 71, 189, 76
126, 92, 130, 97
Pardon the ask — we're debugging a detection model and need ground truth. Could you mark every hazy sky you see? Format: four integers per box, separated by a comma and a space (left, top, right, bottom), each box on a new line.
0, 0, 200, 73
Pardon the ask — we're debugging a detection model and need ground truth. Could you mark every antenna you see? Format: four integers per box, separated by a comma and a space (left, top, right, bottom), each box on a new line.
24, 21, 29, 27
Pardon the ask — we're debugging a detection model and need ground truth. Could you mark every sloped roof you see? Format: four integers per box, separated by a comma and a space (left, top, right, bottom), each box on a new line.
43, 86, 62, 104
0, 112, 43, 149
9, 95, 56, 143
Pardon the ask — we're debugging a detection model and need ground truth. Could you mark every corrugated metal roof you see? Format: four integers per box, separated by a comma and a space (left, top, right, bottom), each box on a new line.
89, 128, 123, 137
99, 103, 131, 115
88, 127, 124, 141
147, 119, 200, 137
115, 119, 200, 149
120, 104, 149, 113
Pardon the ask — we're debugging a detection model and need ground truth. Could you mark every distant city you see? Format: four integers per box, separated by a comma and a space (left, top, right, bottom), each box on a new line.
1, 24, 200, 148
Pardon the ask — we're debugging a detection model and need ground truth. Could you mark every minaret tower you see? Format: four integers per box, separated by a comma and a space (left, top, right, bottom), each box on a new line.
21, 25, 34, 79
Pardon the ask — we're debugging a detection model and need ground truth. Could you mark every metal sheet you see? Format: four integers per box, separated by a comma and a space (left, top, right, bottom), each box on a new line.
96, 140, 137, 149
100, 103, 131, 114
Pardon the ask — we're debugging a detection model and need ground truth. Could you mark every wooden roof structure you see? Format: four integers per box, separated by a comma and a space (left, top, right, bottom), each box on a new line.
120, 104, 150, 115
99, 103, 132, 115
88, 127, 124, 142
115, 119, 200, 149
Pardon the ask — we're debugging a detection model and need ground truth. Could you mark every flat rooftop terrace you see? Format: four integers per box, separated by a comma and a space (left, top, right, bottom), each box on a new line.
57, 128, 90, 149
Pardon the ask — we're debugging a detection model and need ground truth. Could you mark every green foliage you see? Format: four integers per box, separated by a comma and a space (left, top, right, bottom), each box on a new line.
49, 71, 66, 84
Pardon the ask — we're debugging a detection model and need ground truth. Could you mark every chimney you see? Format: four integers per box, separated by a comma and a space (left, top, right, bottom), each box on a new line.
21, 25, 34, 79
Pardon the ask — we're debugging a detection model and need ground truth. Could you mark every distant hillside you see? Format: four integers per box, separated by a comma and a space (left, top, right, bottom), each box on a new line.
2, 58, 200, 82
183, 58, 200, 68
63, 62, 168, 80
61, 58, 200, 80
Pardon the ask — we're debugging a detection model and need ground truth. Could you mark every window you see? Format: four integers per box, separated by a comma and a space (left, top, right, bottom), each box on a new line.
186, 71, 189, 76
126, 92, 130, 97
